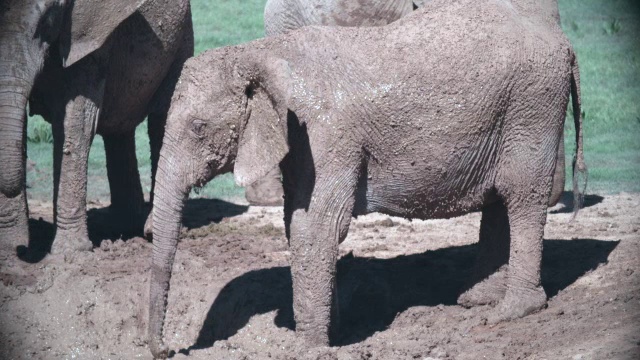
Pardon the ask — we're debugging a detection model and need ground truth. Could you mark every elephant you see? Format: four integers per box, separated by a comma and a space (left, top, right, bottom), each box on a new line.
0, 0, 193, 253
147, 0, 586, 356
249, 0, 570, 208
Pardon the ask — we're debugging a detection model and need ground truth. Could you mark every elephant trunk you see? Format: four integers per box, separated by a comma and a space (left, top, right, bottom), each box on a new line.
148, 144, 190, 359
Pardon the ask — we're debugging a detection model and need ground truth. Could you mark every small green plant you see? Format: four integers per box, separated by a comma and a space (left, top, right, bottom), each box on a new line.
603, 18, 621, 35
27, 116, 53, 144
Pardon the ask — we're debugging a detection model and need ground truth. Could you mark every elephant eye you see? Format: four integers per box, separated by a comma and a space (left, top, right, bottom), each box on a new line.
190, 119, 207, 137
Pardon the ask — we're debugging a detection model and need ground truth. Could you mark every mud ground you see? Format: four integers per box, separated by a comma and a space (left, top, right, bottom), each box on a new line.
1, 192, 639, 359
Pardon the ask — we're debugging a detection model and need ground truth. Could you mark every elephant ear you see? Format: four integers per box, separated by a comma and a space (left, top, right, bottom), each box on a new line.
234, 58, 293, 187
59, 0, 148, 67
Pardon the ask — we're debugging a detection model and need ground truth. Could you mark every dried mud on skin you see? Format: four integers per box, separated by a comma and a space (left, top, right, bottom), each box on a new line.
1, 193, 639, 359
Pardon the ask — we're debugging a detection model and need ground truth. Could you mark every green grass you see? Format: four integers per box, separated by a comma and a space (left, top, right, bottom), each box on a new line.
25, 0, 640, 204
560, 0, 640, 193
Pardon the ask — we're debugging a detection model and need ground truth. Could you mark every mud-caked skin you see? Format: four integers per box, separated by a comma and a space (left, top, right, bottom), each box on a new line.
147, 0, 587, 356
248, 0, 417, 206
253, 0, 569, 209
0, 0, 193, 253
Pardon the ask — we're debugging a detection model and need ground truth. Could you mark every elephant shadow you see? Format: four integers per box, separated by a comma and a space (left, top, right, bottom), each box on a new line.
550, 191, 604, 214
17, 198, 248, 263
188, 238, 618, 351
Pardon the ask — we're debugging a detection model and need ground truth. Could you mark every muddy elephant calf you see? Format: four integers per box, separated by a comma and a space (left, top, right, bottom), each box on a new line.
147, 0, 586, 356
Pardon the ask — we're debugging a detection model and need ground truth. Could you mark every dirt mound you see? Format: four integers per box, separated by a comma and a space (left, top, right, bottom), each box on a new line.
1, 192, 639, 359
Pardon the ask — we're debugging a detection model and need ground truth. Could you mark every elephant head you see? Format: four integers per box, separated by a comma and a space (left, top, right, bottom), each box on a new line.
148, 47, 293, 357
0, 0, 147, 246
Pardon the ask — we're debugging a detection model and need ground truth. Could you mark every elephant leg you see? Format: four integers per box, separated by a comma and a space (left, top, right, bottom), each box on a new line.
487, 160, 553, 323
104, 131, 145, 235
0, 115, 29, 252
245, 168, 285, 206
51, 63, 103, 254
488, 198, 548, 323
0, 191, 29, 252
458, 200, 510, 307
548, 126, 565, 207
285, 162, 359, 347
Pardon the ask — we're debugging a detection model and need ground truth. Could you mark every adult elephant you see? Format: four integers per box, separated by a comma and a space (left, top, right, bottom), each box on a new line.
248, 0, 569, 207
147, 0, 586, 354
0, 0, 193, 253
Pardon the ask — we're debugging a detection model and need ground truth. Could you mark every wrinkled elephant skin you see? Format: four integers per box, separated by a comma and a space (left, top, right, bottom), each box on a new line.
249, 0, 417, 207
253, 0, 569, 208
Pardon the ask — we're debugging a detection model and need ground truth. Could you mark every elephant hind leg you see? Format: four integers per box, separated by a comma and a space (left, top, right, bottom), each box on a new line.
104, 131, 145, 236
487, 197, 548, 323
486, 153, 556, 322
548, 127, 565, 207
458, 199, 509, 307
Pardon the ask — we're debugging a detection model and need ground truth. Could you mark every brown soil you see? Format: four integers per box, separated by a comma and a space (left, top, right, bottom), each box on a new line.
1, 192, 639, 359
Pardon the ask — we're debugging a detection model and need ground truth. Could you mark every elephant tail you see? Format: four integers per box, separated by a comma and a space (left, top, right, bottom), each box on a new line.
570, 50, 587, 220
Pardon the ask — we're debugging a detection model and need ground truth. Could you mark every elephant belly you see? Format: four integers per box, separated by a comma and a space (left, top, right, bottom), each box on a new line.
353, 153, 497, 220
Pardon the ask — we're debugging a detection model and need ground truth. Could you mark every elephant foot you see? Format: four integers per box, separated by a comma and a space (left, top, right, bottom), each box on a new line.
51, 228, 93, 254
245, 168, 284, 206
0, 192, 30, 252
295, 316, 330, 345
458, 265, 507, 307
298, 346, 337, 360
487, 286, 547, 324
149, 339, 169, 360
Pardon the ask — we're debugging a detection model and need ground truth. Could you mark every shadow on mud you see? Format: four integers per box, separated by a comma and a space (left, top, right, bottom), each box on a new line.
17, 198, 248, 263
550, 191, 604, 214
188, 238, 618, 351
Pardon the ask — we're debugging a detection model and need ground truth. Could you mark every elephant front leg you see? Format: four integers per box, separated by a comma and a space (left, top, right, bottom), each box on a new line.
458, 200, 510, 307
104, 132, 145, 236
51, 87, 102, 254
287, 169, 358, 347
0, 105, 29, 252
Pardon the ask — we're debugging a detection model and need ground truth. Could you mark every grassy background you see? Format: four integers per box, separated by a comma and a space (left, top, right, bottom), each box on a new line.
25, 0, 640, 204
